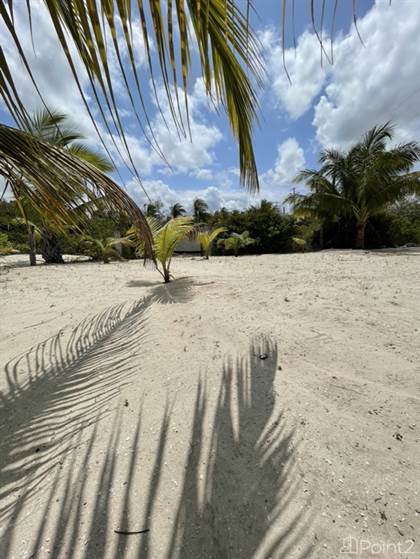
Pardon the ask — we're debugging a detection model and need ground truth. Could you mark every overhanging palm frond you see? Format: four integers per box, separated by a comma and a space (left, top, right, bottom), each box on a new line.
0, 124, 153, 255
67, 143, 115, 173
21, 109, 81, 147
0, 1, 263, 192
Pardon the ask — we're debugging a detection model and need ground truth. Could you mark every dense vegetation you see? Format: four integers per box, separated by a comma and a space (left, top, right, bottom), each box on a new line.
2, 194, 419, 260
1, 122, 418, 262
287, 124, 420, 249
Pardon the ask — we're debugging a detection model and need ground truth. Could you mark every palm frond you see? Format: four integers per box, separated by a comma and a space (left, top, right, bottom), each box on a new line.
21, 108, 81, 147
154, 217, 194, 266
197, 226, 226, 257
0, 1, 263, 192
130, 216, 194, 281
360, 122, 393, 154
67, 143, 114, 173
0, 124, 153, 254
170, 202, 186, 218
278, 0, 392, 76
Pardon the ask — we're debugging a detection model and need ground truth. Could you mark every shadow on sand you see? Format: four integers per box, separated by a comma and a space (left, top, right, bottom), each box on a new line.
0, 298, 150, 525
1, 336, 313, 558
127, 276, 216, 305
368, 246, 420, 256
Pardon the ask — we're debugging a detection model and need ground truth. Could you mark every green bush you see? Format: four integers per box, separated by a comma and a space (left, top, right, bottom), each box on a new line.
0, 233, 16, 254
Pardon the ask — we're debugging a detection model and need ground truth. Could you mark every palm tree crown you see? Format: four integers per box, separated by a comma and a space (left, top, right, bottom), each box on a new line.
170, 203, 186, 219
22, 109, 114, 172
193, 198, 209, 223
287, 123, 420, 249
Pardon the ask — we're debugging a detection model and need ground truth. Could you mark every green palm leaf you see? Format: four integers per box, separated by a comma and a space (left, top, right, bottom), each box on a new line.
0, 123, 153, 254
290, 123, 420, 248
154, 217, 194, 281
0, 1, 263, 192
129, 216, 194, 282
198, 226, 226, 258
67, 144, 114, 173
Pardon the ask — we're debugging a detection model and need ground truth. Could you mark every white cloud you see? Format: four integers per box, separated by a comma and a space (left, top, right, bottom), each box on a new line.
260, 138, 305, 198
261, 29, 327, 120
194, 168, 214, 180
124, 178, 253, 214
124, 138, 306, 214
262, 1, 420, 149
116, 79, 223, 176
122, 137, 306, 214
0, 3, 96, 138
125, 179, 178, 210
313, 0, 420, 148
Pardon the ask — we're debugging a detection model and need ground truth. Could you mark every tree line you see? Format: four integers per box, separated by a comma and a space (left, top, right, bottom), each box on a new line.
1, 122, 419, 261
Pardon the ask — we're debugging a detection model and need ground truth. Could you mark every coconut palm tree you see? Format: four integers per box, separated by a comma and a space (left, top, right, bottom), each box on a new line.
11, 216, 42, 265
287, 124, 420, 249
0, 124, 153, 257
197, 227, 226, 259
82, 235, 131, 264
193, 199, 209, 223
129, 217, 194, 283
170, 203, 186, 219
145, 200, 164, 222
18, 109, 114, 264
218, 231, 255, 256
0, 1, 385, 210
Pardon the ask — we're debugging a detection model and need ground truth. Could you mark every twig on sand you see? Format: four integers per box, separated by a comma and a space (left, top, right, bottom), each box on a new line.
114, 528, 150, 535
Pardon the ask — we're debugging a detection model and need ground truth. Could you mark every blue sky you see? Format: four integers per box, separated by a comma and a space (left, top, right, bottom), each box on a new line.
1, 0, 419, 213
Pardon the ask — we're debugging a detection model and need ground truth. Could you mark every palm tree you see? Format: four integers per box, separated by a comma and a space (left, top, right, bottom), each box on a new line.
82, 235, 131, 264
11, 216, 41, 265
18, 109, 114, 264
218, 231, 255, 256
146, 201, 164, 221
0, 124, 153, 257
170, 203, 186, 219
0, 1, 263, 193
287, 124, 420, 249
0, 2, 384, 208
129, 217, 194, 283
197, 227, 226, 259
193, 199, 209, 223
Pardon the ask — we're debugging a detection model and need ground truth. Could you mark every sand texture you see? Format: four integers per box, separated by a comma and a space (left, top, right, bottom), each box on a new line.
1, 249, 419, 558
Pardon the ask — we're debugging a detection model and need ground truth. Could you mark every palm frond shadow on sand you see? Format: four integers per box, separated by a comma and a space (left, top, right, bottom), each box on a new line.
127, 276, 194, 305
127, 276, 216, 305
166, 338, 313, 559
0, 297, 150, 524
1, 337, 313, 558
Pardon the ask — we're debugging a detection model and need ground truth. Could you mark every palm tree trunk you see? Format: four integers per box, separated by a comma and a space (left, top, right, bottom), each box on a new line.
355, 222, 366, 249
162, 262, 171, 283
28, 225, 36, 266
319, 223, 324, 250
40, 229, 64, 264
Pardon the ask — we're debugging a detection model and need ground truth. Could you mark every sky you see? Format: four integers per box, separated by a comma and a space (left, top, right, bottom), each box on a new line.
1, 0, 420, 214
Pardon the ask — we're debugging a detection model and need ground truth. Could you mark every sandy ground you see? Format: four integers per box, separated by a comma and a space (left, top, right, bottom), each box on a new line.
0, 250, 419, 559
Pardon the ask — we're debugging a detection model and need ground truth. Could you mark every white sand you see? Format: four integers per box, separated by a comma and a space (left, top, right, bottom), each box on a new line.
1, 250, 419, 558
